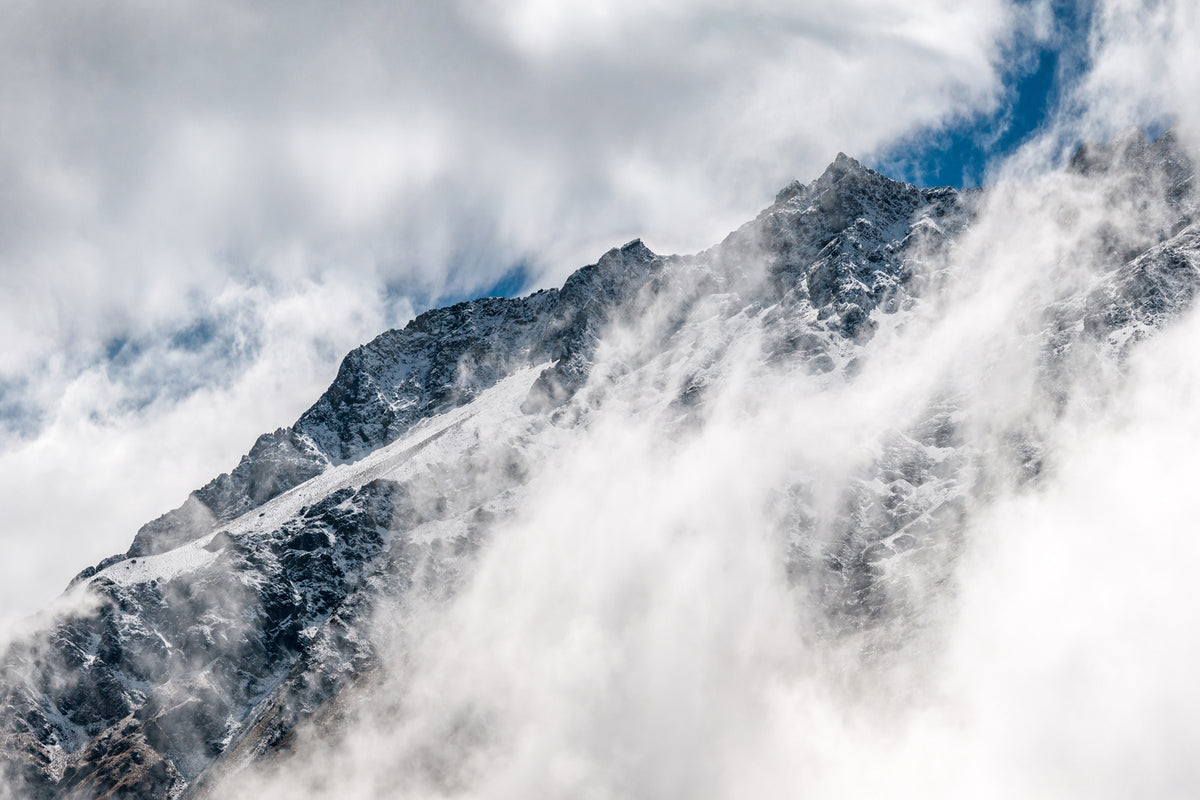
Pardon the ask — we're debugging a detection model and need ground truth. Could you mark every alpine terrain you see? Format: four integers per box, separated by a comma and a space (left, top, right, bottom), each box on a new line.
1, 129, 1197, 799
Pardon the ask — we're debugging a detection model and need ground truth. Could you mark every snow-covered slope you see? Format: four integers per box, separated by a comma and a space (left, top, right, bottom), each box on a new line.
2, 134, 1197, 799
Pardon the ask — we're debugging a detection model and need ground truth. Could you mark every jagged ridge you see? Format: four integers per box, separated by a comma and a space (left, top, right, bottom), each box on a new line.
4, 136, 1198, 800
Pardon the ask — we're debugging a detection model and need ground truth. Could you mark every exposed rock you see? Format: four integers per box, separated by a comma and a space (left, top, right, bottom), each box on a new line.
3, 136, 1198, 799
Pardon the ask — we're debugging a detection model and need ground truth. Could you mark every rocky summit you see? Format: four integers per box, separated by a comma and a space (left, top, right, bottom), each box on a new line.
2, 133, 1198, 799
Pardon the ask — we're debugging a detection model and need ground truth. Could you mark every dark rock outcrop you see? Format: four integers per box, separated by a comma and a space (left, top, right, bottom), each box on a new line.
5, 134, 1198, 799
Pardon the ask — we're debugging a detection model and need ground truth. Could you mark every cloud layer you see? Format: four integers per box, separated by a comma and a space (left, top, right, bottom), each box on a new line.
213, 116, 1200, 798
4, 1, 1200, 796
0, 0, 1032, 621
199, 2, 1200, 796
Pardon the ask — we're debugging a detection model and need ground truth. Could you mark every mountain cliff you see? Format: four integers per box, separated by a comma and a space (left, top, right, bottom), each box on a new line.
2, 134, 1197, 799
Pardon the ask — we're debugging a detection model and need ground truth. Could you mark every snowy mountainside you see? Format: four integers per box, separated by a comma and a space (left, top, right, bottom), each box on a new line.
2, 133, 1198, 799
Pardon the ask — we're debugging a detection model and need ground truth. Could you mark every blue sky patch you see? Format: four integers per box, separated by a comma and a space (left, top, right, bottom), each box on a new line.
479, 262, 532, 299
873, 0, 1093, 188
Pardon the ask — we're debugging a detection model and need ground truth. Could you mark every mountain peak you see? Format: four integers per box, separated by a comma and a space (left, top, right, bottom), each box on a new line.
774, 179, 807, 205
7, 133, 1198, 800
591, 238, 658, 277
1067, 127, 1191, 179
608, 238, 655, 261
816, 151, 874, 186
772, 154, 877, 208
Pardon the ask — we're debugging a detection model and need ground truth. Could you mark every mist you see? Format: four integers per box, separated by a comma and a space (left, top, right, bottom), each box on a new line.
213, 142, 1200, 800
0, 0, 1036, 622
5, 0, 1200, 798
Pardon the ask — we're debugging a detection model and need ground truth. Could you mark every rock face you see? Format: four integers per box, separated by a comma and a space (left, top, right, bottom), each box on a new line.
3, 135, 1198, 799
122, 241, 661, 560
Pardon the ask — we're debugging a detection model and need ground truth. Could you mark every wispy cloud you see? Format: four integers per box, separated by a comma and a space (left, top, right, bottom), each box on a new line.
0, 0, 1028, 620
187, 2, 1200, 797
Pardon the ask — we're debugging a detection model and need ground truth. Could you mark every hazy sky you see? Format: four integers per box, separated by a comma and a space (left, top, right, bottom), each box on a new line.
0, 0, 1194, 624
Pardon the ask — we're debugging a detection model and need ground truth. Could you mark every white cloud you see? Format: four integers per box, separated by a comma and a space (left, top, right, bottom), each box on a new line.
1, 0, 1198, 791
0, 276, 406, 627
0, 0, 1028, 623
1079, 0, 1200, 135
188, 3, 1200, 796
214, 141, 1200, 795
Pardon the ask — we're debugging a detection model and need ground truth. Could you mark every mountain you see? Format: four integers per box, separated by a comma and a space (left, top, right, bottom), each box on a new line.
2, 132, 1197, 799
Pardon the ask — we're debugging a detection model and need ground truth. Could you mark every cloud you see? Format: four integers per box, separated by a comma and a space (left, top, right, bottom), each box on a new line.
224, 170, 1200, 800
215, 135, 1200, 796
0, 0, 1024, 322
0, 0, 1030, 623
187, 2, 1200, 797
1078, 0, 1200, 135
0, 276, 406, 629
934, 311, 1200, 797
